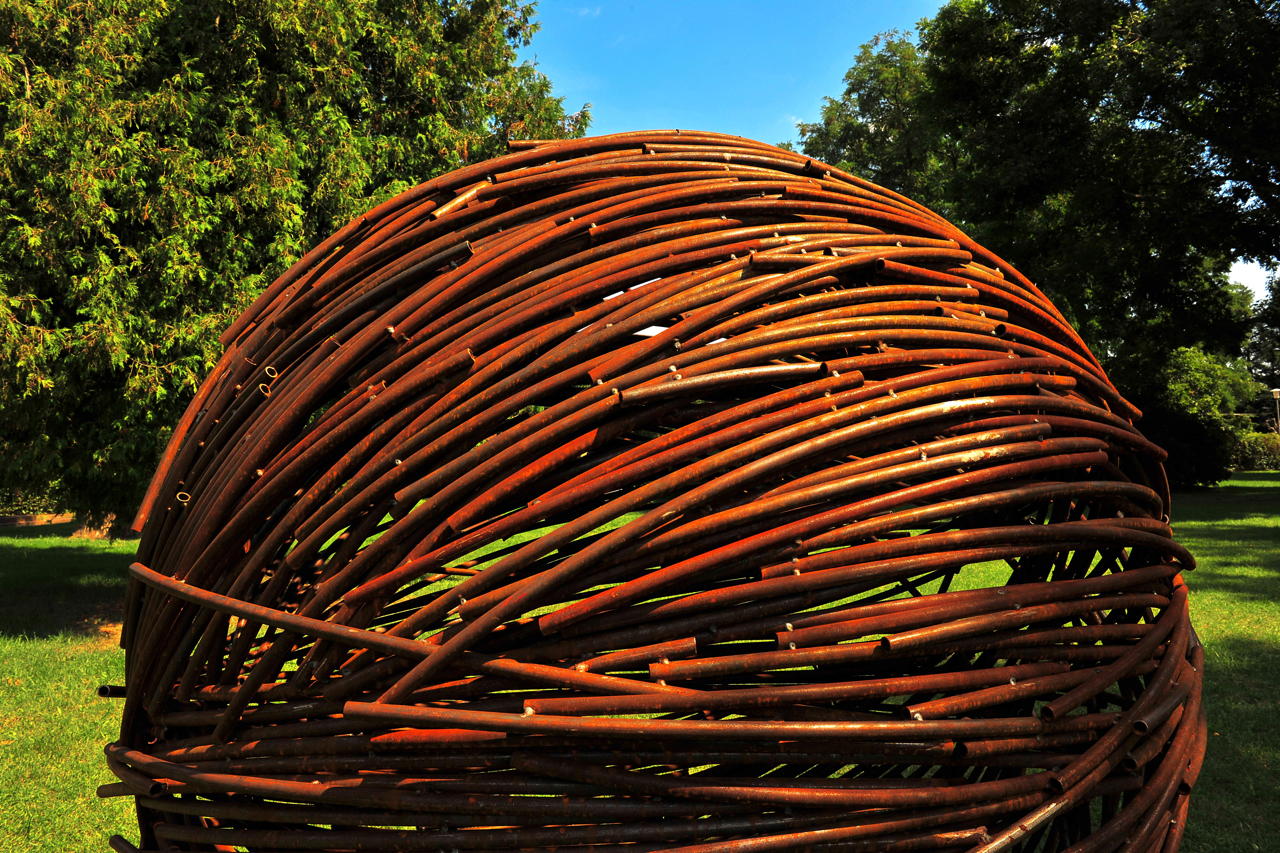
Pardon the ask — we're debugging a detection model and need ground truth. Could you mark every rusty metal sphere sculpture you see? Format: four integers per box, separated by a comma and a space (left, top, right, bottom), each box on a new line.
106, 131, 1205, 852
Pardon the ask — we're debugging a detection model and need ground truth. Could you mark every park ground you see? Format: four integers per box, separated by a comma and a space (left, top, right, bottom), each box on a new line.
1, 474, 1277, 851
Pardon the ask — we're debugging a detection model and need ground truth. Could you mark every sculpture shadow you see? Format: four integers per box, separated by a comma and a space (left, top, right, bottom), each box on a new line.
0, 521, 135, 640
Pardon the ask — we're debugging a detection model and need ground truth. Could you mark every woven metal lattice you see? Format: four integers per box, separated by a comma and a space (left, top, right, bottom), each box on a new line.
106, 131, 1205, 853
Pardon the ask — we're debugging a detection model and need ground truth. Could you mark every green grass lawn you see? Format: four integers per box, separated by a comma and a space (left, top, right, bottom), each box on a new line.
1170, 472, 1280, 853
0, 522, 136, 850
1, 475, 1277, 852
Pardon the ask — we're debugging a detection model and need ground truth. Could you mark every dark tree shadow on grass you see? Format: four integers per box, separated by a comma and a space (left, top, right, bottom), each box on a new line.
1171, 524, 1280, 604
1172, 471, 1280, 521
1171, 473, 1280, 605
0, 521, 135, 640
1185, 634, 1280, 852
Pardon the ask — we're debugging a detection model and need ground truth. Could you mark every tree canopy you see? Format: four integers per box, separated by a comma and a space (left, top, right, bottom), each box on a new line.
799, 0, 1278, 484
1246, 276, 1280, 414
0, 0, 587, 524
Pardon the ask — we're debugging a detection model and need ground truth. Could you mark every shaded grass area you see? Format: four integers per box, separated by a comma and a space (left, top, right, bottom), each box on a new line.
0, 475, 1276, 850
0, 522, 136, 850
1172, 472, 1280, 853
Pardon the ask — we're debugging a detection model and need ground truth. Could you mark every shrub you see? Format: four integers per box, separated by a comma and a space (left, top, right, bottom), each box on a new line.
1137, 346, 1263, 488
1235, 431, 1280, 471
0, 486, 61, 515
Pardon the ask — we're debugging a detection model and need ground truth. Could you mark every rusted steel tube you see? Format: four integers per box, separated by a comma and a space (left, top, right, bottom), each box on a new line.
523, 660, 1068, 716
110, 130, 1203, 851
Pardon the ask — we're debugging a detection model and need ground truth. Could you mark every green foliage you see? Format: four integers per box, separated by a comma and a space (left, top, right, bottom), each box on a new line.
0, 485, 60, 515
798, 0, 1277, 485
1235, 432, 1280, 472
918, 0, 1268, 366
1246, 275, 1280, 400
0, 0, 587, 525
1143, 346, 1262, 487
798, 33, 953, 209
1112, 0, 1280, 264
1162, 346, 1261, 427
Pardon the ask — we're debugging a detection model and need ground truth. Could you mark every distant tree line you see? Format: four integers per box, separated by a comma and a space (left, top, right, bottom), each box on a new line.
0, 0, 587, 526
798, 0, 1279, 485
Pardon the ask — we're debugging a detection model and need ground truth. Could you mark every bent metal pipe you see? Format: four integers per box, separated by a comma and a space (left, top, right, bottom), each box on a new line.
104, 130, 1204, 852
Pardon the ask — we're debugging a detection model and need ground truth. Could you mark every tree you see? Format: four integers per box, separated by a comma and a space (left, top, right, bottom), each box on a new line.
1143, 345, 1262, 485
0, 0, 587, 527
798, 0, 1277, 485
798, 33, 955, 211
1112, 0, 1280, 264
1245, 275, 1280, 424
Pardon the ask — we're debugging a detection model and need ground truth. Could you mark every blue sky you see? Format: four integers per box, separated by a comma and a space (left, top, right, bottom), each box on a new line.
518, 0, 1270, 297
518, 0, 943, 148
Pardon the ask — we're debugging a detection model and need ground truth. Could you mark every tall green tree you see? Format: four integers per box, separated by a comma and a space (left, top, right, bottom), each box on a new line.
799, 0, 1276, 484
798, 33, 953, 210
1143, 345, 1262, 484
1246, 275, 1280, 422
0, 0, 587, 524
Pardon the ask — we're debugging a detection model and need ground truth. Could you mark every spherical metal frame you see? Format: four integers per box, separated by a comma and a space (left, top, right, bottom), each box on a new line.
106, 131, 1205, 852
